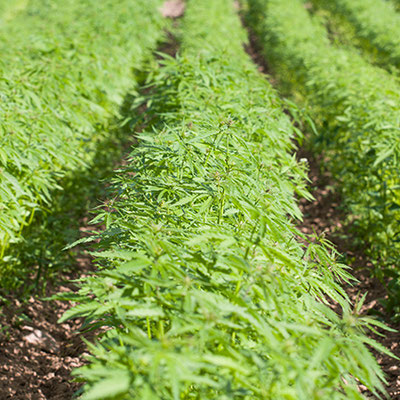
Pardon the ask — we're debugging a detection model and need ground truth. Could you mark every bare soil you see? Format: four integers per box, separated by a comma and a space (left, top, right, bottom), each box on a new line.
0, 249, 92, 400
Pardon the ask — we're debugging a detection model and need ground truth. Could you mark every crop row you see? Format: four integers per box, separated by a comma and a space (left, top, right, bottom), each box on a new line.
0, 0, 165, 262
61, 0, 388, 398
311, 0, 400, 70
245, 0, 400, 316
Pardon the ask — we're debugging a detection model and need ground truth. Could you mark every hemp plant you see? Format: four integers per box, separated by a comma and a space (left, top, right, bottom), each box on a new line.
60, 0, 390, 398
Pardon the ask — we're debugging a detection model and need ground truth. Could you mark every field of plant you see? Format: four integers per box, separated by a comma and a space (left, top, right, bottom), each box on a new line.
244, 0, 400, 318
1, 0, 400, 399
0, 0, 165, 277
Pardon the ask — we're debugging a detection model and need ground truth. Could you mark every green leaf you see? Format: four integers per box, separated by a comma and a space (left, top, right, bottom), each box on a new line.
82, 371, 130, 400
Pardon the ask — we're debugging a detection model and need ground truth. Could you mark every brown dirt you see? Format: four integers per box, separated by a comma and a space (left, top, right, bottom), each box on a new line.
0, 248, 93, 400
297, 150, 400, 399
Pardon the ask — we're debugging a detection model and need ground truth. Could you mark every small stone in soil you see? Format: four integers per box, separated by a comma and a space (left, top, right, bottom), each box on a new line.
160, 0, 185, 18
23, 329, 60, 354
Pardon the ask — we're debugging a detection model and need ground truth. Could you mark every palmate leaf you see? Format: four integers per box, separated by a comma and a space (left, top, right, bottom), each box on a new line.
373, 146, 395, 167
360, 316, 398, 333
81, 371, 131, 400
126, 307, 165, 319
62, 235, 97, 251
360, 335, 399, 360
58, 302, 103, 323
90, 250, 139, 261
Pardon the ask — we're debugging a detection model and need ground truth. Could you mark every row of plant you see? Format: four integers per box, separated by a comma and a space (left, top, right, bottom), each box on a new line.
309, 0, 400, 70
61, 0, 390, 398
244, 0, 400, 318
0, 0, 165, 265
302, 3, 385, 71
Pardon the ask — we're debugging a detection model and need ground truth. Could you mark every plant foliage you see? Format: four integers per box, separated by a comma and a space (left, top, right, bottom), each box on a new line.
244, 0, 400, 318
61, 0, 389, 398
0, 0, 165, 263
310, 0, 400, 70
